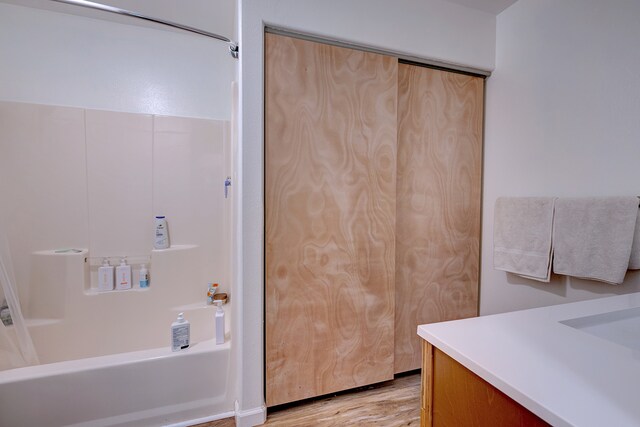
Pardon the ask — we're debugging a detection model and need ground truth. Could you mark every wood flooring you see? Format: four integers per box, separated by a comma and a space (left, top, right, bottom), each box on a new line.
192, 372, 420, 427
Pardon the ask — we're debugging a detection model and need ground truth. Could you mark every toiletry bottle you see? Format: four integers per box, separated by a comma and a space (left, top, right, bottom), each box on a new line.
98, 258, 114, 291
215, 300, 225, 345
115, 257, 132, 290
154, 216, 170, 249
171, 312, 190, 351
139, 264, 149, 288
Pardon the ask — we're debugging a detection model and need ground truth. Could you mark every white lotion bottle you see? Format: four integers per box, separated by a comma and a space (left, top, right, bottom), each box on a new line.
98, 258, 114, 291
139, 264, 149, 288
171, 312, 190, 351
215, 300, 225, 345
115, 257, 132, 290
154, 216, 170, 249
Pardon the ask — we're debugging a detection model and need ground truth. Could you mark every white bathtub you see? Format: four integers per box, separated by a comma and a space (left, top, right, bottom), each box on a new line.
0, 339, 234, 426
0, 246, 235, 426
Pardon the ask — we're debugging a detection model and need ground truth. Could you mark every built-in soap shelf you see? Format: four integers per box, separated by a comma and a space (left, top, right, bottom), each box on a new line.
171, 302, 216, 312
87, 253, 151, 294
84, 287, 152, 296
85, 245, 200, 294
87, 254, 151, 267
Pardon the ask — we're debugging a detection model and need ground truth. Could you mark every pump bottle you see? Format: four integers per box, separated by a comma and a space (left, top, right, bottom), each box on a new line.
115, 257, 132, 290
215, 301, 225, 345
98, 258, 114, 291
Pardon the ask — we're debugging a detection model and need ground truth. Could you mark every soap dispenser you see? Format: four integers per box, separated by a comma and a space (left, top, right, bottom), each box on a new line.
215, 300, 225, 345
98, 258, 114, 291
115, 257, 132, 290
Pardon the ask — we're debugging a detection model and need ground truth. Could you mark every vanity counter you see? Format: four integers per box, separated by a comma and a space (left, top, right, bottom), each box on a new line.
418, 292, 640, 427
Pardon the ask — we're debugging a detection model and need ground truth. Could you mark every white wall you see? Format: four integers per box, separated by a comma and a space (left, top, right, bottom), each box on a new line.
0, 2, 235, 119
482, 0, 640, 315
237, 1, 497, 424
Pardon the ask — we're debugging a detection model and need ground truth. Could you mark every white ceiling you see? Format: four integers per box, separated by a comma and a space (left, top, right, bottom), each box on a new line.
442, 0, 518, 15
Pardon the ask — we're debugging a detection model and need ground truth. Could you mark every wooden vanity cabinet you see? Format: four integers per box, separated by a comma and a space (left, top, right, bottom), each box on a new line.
421, 341, 550, 427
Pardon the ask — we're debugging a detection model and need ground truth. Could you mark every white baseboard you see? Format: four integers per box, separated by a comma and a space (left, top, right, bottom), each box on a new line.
165, 411, 236, 427
235, 405, 267, 427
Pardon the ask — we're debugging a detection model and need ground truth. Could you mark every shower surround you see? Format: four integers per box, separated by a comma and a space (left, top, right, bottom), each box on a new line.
0, 101, 234, 425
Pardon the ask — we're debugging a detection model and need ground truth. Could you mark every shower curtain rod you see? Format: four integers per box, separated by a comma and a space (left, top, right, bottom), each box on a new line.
49, 0, 239, 58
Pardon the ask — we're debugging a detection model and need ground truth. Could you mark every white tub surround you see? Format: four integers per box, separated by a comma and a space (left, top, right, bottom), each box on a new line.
418, 293, 640, 427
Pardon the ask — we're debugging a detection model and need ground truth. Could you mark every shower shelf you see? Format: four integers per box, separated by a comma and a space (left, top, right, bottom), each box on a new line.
85, 287, 150, 296
87, 255, 151, 266
172, 301, 221, 312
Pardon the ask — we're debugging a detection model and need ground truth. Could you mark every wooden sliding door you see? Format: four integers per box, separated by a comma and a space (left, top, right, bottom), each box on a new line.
394, 64, 483, 373
265, 33, 398, 407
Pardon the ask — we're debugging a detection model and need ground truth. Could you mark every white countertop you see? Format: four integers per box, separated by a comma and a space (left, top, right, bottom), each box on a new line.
418, 292, 640, 427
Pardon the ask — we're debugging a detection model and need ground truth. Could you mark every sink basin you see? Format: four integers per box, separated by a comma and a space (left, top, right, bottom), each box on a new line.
560, 307, 640, 351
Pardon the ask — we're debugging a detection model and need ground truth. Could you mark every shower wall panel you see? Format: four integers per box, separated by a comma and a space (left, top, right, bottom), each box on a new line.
85, 110, 153, 259
0, 102, 88, 314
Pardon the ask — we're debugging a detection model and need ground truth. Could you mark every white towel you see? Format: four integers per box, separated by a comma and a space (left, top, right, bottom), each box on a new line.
494, 197, 556, 282
628, 209, 640, 270
553, 197, 639, 285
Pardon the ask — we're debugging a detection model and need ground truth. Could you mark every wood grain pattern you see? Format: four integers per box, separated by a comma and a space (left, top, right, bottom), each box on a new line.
265, 373, 420, 427
421, 341, 434, 427
395, 64, 483, 373
265, 33, 398, 407
430, 348, 549, 427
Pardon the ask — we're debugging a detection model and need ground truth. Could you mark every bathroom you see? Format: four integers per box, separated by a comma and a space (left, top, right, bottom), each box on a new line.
2, 0, 640, 426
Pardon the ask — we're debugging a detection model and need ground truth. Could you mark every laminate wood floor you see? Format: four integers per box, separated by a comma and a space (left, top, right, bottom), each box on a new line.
193, 372, 420, 427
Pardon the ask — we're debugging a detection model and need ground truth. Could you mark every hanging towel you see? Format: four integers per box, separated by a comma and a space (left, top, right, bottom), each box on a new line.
628, 209, 640, 270
494, 197, 556, 282
553, 197, 639, 284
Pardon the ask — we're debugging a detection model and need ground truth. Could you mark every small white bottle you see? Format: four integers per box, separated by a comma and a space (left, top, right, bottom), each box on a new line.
115, 257, 132, 290
171, 312, 190, 351
215, 300, 225, 345
139, 264, 149, 288
154, 216, 170, 249
98, 258, 114, 291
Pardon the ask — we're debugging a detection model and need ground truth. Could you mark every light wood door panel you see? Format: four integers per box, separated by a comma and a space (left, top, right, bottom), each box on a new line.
265, 33, 398, 407
395, 64, 483, 373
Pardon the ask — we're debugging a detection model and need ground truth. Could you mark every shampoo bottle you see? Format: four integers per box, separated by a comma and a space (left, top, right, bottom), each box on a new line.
171, 312, 190, 351
154, 216, 170, 249
115, 257, 132, 290
215, 300, 225, 345
139, 264, 149, 288
98, 258, 114, 291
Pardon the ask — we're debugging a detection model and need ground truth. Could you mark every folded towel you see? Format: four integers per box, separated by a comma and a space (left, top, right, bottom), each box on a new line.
494, 197, 556, 282
553, 197, 639, 284
629, 210, 640, 270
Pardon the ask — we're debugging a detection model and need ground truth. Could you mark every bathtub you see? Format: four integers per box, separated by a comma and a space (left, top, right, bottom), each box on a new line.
0, 339, 234, 426
0, 246, 235, 426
